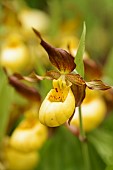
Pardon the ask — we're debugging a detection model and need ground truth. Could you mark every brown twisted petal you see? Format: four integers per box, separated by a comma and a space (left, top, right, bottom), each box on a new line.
65, 73, 85, 86
32, 28, 76, 73
46, 70, 61, 80
71, 83, 86, 107
86, 80, 111, 90
8, 75, 41, 102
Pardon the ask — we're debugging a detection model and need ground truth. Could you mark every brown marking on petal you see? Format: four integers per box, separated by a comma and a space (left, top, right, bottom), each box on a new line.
55, 88, 58, 92
48, 87, 69, 102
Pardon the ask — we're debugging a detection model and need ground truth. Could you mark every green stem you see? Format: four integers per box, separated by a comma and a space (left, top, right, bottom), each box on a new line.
79, 106, 91, 170
79, 106, 85, 139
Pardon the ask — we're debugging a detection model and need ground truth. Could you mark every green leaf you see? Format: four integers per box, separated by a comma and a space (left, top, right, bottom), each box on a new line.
74, 22, 86, 78
0, 68, 14, 143
88, 129, 113, 165
36, 126, 83, 170
105, 165, 113, 170
101, 111, 113, 131
88, 142, 105, 170
35, 126, 105, 170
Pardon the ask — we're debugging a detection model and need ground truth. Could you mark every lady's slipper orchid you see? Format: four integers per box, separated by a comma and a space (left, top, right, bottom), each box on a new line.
4, 146, 39, 170
10, 118, 48, 152
18, 8, 50, 35
39, 76, 75, 127
6, 29, 111, 128
70, 89, 107, 132
0, 34, 30, 73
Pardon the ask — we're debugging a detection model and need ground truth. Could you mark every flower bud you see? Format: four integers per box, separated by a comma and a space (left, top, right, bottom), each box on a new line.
70, 90, 106, 132
10, 118, 48, 152
39, 77, 75, 127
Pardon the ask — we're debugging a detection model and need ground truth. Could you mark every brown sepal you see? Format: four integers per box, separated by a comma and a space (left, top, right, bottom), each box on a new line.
71, 84, 86, 107
8, 75, 41, 102
14, 72, 52, 82
32, 28, 76, 73
29, 72, 52, 81
84, 58, 102, 80
66, 73, 85, 86
13, 72, 39, 82
46, 70, 61, 80
86, 80, 111, 90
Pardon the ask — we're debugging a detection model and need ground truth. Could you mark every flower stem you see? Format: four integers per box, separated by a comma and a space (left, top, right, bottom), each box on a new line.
79, 106, 91, 170
79, 106, 85, 140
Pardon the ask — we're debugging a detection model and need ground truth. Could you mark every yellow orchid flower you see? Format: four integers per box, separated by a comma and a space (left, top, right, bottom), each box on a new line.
0, 34, 30, 73
18, 8, 50, 36
4, 146, 39, 170
7, 29, 110, 130
10, 118, 48, 152
39, 76, 75, 127
70, 89, 107, 132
